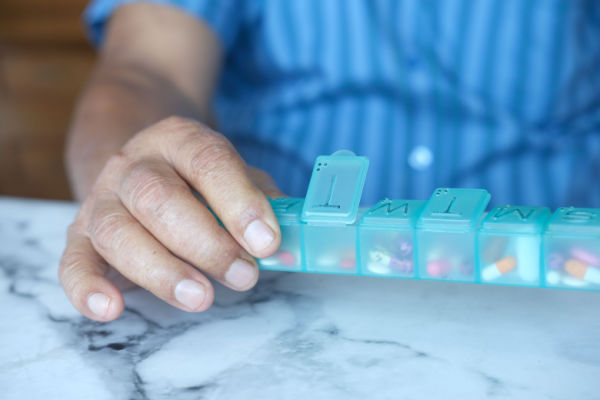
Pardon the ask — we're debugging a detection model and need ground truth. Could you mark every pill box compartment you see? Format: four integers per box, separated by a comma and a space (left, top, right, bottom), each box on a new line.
478, 206, 550, 286
303, 218, 362, 274
358, 199, 424, 278
258, 198, 304, 271
543, 207, 600, 290
416, 188, 490, 282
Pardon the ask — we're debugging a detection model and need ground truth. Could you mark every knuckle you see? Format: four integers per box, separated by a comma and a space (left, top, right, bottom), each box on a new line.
122, 162, 187, 218
89, 209, 131, 253
58, 252, 90, 300
159, 116, 205, 139
188, 140, 241, 180
104, 151, 129, 173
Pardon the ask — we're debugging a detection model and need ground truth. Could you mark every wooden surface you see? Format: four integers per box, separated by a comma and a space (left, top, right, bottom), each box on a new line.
0, 0, 96, 200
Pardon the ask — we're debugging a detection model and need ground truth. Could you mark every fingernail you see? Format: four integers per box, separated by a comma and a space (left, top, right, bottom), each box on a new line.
175, 279, 207, 310
88, 293, 111, 318
244, 219, 275, 253
225, 258, 257, 290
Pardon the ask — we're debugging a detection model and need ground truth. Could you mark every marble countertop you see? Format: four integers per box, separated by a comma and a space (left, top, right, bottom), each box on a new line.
1, 196, 599, 400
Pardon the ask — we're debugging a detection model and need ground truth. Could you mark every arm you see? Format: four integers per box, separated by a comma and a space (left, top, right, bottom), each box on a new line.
66, 3, 220, 199
60, 3, 283, 322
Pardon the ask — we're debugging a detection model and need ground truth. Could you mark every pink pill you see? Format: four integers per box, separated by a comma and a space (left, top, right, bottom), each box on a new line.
571, 248, 600, 267
277, 251, 296, 266
426, 259, 452, 277
340, 256, 356, 269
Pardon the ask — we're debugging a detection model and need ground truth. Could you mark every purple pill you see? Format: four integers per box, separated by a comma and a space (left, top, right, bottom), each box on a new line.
390, 258, 413, 273
571, 248, 600, 267
397, 241, 413, 258
547, 253, 565, 271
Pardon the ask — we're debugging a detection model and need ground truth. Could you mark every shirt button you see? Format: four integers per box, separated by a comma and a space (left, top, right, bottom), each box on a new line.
408, 145, 434, 171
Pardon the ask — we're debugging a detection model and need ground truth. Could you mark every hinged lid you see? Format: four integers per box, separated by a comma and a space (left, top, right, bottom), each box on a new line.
481, 206, 551, 234
360, 199, 425, 227
269, 197, 304, 224
301, 151, 369, 225
546, 207, 600, 235
416, 188, 490, 231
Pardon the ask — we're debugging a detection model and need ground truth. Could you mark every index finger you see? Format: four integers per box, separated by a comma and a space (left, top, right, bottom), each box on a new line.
131, 117, 281, 258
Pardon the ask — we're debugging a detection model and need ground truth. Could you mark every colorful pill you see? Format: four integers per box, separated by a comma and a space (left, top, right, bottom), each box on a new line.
397, 241, 413, 258
426, 259, 452, 277
340, 257, 356, 269
277, 251, 296, 266
459, 261, 474, 276
368, 249, 392, 274
481, 256, 517, 281
390, 258, 413, 274
564, 259, 600, 284
571, 248, 600, 267
547, 253, 565, 271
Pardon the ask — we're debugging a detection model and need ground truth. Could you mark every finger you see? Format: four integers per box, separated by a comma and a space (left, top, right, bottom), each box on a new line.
247, 166, 286, 199
135, 117, 281, 258
86, 190, 215, 311
59, 224, 124, 322
116, 157, 260, 291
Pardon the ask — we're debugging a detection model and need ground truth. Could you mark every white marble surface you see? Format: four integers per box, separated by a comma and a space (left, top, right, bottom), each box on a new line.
1, 196, 600, 400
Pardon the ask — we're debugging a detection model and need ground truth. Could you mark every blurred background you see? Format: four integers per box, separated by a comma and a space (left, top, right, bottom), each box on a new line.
0, 0, 94, 200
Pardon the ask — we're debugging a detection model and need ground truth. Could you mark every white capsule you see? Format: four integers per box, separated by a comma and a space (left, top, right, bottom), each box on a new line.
482, 256, 517, 281
546, 271, 561, 285
562, 276, 589, 287
565, 259, 600, 285
368, 249, 392, 274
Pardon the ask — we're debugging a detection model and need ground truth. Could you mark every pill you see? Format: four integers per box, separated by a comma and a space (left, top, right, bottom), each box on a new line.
571, 248, 600, 267
259, 256, 279, 267
564, 259, 600, 284
368, 261, 391, 275
562, 276, 588, 287
397, 241, 413, 258
481, 256, 517, 281
368, 249, 391, 274
390, 258, 413, 274
546, 270, 560, 285
340, 256, 355, 269
547, 253, 565, 271
459, 261, 474, 276
426, 259, 452, 277
277, 251, 296, 266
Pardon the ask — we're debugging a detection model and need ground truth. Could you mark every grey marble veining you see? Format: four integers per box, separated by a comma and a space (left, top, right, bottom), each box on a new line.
1, 196, 599, 400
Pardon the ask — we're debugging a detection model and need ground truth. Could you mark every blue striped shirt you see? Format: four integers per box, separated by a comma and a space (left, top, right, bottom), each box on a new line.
85, 0, 600, 208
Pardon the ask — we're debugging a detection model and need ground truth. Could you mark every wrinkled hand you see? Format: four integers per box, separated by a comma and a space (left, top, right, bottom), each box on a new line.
59, 117, 283, 321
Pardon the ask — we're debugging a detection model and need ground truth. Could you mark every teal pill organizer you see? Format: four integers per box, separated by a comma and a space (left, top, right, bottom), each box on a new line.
257, 151, 600, 291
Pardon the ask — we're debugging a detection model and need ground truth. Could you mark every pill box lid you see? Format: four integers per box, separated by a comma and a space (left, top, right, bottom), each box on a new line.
360, 199, 425, 227
546, 207, 600, 235
269, 197, 304, 224
301, 153, 369, 225
416, 188, 490, 231
480, 206, 551, 234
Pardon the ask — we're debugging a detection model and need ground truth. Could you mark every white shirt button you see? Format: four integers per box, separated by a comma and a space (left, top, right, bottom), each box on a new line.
408, 145, 434, 171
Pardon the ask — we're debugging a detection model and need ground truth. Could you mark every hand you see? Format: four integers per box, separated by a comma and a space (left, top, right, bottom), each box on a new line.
59, 117, 283, 321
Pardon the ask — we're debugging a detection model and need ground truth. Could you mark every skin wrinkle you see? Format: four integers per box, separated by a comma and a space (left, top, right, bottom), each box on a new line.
59, 3, 280, 320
